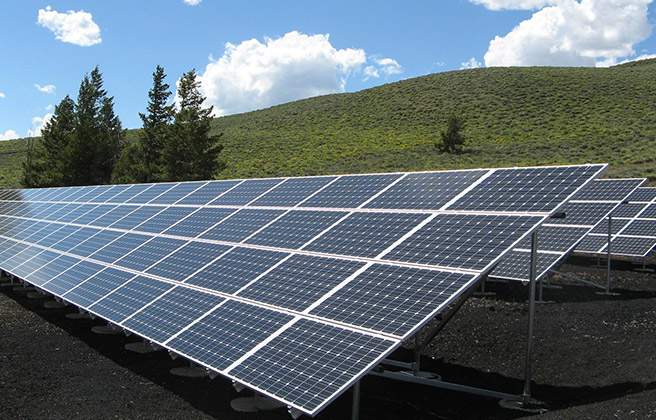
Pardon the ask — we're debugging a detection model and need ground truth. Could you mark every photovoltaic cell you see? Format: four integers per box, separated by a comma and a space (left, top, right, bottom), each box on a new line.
146, 241, 231, 281
208, 178, 284, 206
299, 173, 403, 208
364, 170, 487, 210
89, 232, 153, 263
185, 247, 289, 294
385, 214, 543, 270
244, 210, 347, 249
149, 181, 206, 205
44, 260, 104, 296
133, 206, 197, 234
310, 265, 474, 336
303, 212, 430, 258
121, 286, 225, 343
89, 275, 174, 323
175, 180, 241, 205
166, 300, 294, 371
249, 176, 337, 207
229, 318, 395, 415
126, 183, 176, 204
63, 267, 136, 308
199, 209, 284, 243
162, 207, 237, 237
237, 254, 365, 311
114, 236, 187, 272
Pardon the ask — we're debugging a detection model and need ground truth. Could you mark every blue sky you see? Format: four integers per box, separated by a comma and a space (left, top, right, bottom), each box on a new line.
1, 0, 655, 139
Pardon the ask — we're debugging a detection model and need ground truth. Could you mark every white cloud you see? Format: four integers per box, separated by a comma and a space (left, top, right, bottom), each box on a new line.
461, 57, 482, 69
0, 130, 20, 141
484, 0, 654, 67
35, 84, 56, 94
183, 0, 202, 4
469, 0, 556, 10
196, 31, 369, 116
28, 113, 54, 138
0, 92, 5, 98
364, 57, 403, 79
37, 6, 101, 47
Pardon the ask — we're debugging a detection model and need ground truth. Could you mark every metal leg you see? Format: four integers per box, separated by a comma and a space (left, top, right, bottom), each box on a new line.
522, 231, 538, 404
351, 381, 360, 420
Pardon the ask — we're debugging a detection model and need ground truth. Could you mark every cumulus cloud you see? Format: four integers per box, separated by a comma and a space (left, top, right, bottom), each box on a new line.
35, 84, 56, 94
483, 0, 654, 67
37, 6, 101, 47
196, 31, 370, 116
469, 0, 556, 10
364, 57, 403, 79
0, 130, 19, 141
28, 113, 54, 137
183, 0, 202, 4
461, 57, 482, 69
0, 92, 5, 98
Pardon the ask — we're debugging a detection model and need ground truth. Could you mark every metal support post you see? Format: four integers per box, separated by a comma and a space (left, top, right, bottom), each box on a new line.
522, 231, 538, 404
597, 215, 619, 296
351, 381, 360, 420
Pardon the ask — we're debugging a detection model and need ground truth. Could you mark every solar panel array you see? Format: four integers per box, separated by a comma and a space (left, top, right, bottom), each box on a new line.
577, 187, 656, 257
0, 164, 606, 416
490, 178, 645, 282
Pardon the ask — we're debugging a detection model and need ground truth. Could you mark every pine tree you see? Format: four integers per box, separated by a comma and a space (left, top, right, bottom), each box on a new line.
21, 95, 76, 187
70, 66, 124, 185
163, 69, 224, 181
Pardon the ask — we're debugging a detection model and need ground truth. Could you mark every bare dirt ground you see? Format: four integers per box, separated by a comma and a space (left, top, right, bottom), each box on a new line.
1, 253, 655, 420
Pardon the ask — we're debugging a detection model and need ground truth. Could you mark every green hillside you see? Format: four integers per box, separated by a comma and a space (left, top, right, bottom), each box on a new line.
2, 59, 655, 188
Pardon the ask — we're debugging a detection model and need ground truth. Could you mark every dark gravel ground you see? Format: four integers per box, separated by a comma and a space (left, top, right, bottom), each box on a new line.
1, 253, 655, 420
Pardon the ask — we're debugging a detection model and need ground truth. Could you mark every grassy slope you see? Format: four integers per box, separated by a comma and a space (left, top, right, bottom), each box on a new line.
2, 59, 655, 188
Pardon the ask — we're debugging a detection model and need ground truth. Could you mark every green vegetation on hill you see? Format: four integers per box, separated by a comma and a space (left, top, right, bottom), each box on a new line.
2, 59, 655, 188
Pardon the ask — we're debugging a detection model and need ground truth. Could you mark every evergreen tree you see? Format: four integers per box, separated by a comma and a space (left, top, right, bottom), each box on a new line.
439, 113, 465, 153
69, 66, 124, 185
163, 69, 224, 181
21, 95, 76, 187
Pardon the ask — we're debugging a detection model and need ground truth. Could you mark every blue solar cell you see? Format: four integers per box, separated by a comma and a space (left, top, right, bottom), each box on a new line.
26, 202, 58, 219
87, 205, 137, 227
0, 245, 42, 272
50, 226, 101, 252
63, 267, 136, 308
132, 206, 197, 234
249, 176, 337, 207
245, 210, 347, 249
230, 319, 395, 415
30, 254, 81, 288
237, 255, 365, 311
573, 178, 644, 201
610, 203, 646, 218
35, 224, 81, 247
126, 183, 177, 204
146, 241, 231, 281
208, 178, 283, 206
44, 260, 104, 296
166, 300, 293, 371
642, 203, 656, 219
114, 236, 187, 272
89, 275, 174, 322
514, 225, 591, 252
107, 206, 165, 230
547, 202, 617, 226
384, 214, 544, 271
589, 218, 630, 235
68, 229, 125, 257
299, 173, 403, 208
122, 287, 225, 343
199, 209, 284, 243
448, 165, 604, 212
41, 203, 81, 221
575, 234, 608, 253
606, 236, 656, 256
490, 250, 564, 282
70, 204, 117, 225
364, 170, 488, 210
627, 187, 656, 203
304, 212, 430, 258
310, 265, 474, 336
12, 249, 59, 279
185, 247, 288, 294
73, 185, 115, 203
92, 184, 132, 203
149, 181, 206, 205
89, 232, 153, 263
104, 184, 154, 204
621, 219, 656, 236
54, 204, 99, 224
162, 207, 237, 238
176, 180, 241, 205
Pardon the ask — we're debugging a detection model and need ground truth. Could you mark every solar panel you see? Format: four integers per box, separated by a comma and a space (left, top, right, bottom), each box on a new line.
576, 187, 656, 257
0, 164, 606, 416
490, 178, 645, 282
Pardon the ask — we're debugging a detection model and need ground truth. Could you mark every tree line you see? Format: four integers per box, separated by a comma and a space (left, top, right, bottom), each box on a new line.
22, 65, 223, 188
